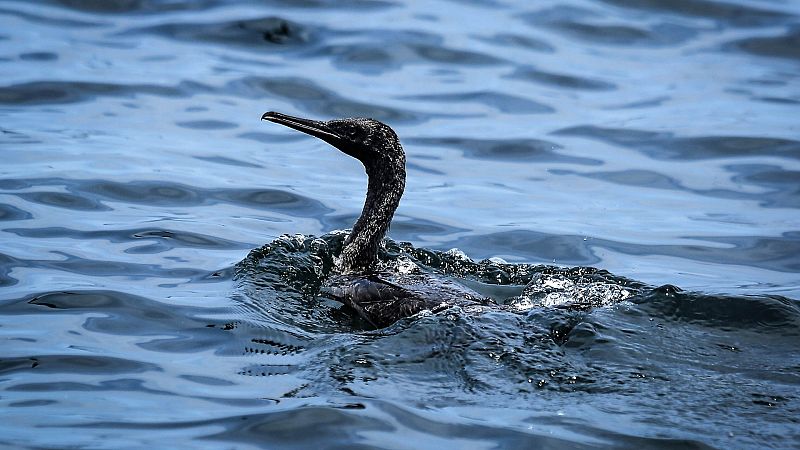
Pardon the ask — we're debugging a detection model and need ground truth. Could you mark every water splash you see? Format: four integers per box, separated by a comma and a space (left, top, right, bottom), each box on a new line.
235, 231, 644, 324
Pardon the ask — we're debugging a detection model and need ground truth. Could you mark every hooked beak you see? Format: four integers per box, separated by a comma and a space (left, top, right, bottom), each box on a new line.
261, 111, 345, 149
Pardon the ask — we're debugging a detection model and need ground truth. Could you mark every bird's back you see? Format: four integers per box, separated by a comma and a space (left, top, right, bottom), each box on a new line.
322, 272, 492, 328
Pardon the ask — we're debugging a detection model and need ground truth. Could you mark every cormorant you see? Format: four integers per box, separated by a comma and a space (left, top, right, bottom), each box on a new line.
261, 111, 490, 328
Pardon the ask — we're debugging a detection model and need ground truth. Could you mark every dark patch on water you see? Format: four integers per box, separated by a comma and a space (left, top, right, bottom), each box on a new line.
523, 6, 699, 46
554, 125, 800, 161
16, 251, 209, 279
507, 66, 617, 91
728, 164, 800, 206
48, 0, 393, 15
17, 191, 111, 211
409, 137, 600, 164
4, 227, 251, 251
312, 28, 504, 74
0, 81, 187, 105
579, 169, 682, 190
604, 96, 670, 109
47, 0, 205, 14
7, 290, 233, 352
597, 0, 793, 27
475, 33, 555, 53
406, 161, 445, 175
558, 166, 800, 209
47, 0, 396, 14
0, 178, 331, 217
195, 399, 701, 449
0, 6, 105, 27
402, 91, 554, 114
450, 229, 602, 265
447, 229, 800, 273
18, 52, 58, 61
194, 155, 263, 168
137, 17, 314, 49
0, 354, 161, 375
634, 285, 800, 333
726, 27, 800, 61
236, 131, 311, 144
0, 203, 32, 221
176, 120, 239, 130
231, 77, 424, 123
0, 128, 41, 145
411, 43, 504, 65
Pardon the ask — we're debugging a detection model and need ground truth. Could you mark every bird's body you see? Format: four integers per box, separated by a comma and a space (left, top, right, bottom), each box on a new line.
324, 271, 489, 329
261, 111, 490, 328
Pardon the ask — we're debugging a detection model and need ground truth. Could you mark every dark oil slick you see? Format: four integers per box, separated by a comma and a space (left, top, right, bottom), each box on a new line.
1, 0, 799, 448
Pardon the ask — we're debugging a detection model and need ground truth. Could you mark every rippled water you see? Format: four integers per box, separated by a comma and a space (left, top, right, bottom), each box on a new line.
2, 0, 799, 448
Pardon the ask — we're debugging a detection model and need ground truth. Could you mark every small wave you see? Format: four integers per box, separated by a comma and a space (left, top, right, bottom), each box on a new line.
506, 66, 617, 91
725, 28, 800, 61
229, 76, 425, 123
4, 226, 251, 251
235, 232, 643, 329
408, 137, 599, 164
401, 91, 554, 114
554, 125, 800, 161
311, 28, 504, 73
134, 16, 314, 49
598, 0, 793, 28
475, 33, 555, 53
0, 81, 185, 105
0, 203, 33, 221
523, 6, 698, 46
46, 0, 396, 14
0, 178, 332, 216
634, 284, 800, 334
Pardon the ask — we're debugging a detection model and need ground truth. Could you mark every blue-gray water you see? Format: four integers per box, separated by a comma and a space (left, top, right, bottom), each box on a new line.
1, 0, 799, 448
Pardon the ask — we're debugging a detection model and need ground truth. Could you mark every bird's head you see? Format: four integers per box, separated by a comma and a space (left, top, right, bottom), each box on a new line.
261, 112, 405, 171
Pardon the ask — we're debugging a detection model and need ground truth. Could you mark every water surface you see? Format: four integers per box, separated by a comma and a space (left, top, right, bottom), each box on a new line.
1, 0, 799, 448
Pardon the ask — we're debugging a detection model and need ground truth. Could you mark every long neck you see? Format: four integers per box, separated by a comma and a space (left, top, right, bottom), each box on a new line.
338, 163, 405, 273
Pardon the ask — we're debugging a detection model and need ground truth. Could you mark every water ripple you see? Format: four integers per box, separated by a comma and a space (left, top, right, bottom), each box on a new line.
136, 16, 315, 49
524, 6, 699, 46
598, 0, 793, 27
475, 33, 555, 53
0, 6, 105, 27
726, 28, 800, 61
0, 203, 32, 221
2, 0, 799, 447
0, 354, 160, 376
402, 91, 554, 114
462, 229, 800, 273
322, 28, 504, 73
0, 178, 332, 216
409, 137, 600, 164
554, 125, 800, 161
0, 81, 188, 105
4, 227, 250, 251
231, 76, 425, 122
507, 66, 617, 91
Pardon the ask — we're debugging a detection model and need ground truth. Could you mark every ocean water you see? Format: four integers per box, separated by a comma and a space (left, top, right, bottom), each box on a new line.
1, 0, 799, 448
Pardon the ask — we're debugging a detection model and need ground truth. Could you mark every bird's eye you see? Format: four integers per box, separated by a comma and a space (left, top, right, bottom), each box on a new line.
344, 127, 365, 141
327, 120, 372, 145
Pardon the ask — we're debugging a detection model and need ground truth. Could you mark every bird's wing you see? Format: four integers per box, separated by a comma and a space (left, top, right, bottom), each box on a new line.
323, 275, 426, 329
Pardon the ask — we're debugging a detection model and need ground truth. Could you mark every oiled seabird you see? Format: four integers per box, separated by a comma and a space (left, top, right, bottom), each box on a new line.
261, 112, 491, 328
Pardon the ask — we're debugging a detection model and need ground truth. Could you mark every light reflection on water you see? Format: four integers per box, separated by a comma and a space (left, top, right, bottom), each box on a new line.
1, 0, 799, 448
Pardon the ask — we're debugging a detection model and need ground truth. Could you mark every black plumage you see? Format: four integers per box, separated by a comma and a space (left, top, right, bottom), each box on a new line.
261, 112, 490, 328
